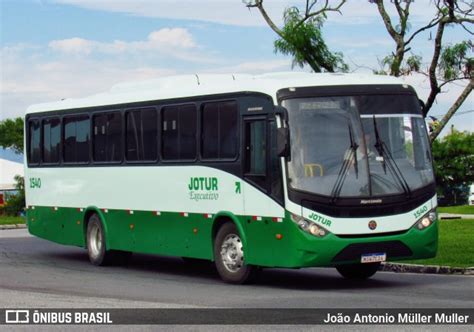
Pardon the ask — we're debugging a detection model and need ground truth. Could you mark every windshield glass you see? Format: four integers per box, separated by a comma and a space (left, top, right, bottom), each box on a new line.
284, 94, 434, 198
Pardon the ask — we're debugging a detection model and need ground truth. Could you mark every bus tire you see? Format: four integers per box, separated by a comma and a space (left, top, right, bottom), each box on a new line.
336, 263, 380, 279
86, 214, 129, 266
214, 222, 255, 284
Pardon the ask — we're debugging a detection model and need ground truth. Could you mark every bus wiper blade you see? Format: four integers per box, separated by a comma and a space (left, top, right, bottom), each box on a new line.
330, 122, 359, 203
372, 116, 411, 198
381, 140, 412, 198
348, 123, 359, 179
372, 115, 387, 174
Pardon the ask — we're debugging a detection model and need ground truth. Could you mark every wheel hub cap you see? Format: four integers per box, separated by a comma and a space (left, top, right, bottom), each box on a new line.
220, 233, 244, 273
88, 223, 102, 259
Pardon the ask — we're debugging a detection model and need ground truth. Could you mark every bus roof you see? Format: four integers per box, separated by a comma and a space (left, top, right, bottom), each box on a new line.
25, 72, 408, 115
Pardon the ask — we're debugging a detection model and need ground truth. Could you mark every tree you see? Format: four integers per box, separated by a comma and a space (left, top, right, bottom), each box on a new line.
3, 175, 26, 216
0, 117, 24, 154
244, 0, 348, 72
372, 0, 473, 142
246, 0, 473, 142
431, 129, 474, 205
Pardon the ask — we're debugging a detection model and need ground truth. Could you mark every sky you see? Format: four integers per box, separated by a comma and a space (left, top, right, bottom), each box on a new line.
1, 0, 472, 136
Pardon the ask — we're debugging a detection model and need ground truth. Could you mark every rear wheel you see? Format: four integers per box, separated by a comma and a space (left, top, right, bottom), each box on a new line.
86, 214, 131, 266
336, 263, 380, 279
214, 222, 256, 284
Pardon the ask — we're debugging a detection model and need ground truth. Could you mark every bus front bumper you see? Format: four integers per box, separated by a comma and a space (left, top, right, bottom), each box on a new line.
275, 219, 438, 268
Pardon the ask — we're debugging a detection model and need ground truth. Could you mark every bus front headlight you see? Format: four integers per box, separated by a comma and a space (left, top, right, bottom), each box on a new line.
414, 210, 437, 230
290, 213, 330, 238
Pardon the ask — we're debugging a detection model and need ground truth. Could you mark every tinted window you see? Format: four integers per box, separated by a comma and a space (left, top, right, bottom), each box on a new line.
245, 120, 266, 176
63, 115, 90, 163
202, 101, 238, 159
93, 112, 122, 162
162, 104, 196, 160
28, 120, 41, 164
42, 118, 61, 164
126, 108, 157, 161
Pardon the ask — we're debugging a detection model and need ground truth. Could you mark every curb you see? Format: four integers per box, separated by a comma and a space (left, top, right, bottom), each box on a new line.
439, 213, 474, 220
381, 262, 474, 275
0, 224, 27, 230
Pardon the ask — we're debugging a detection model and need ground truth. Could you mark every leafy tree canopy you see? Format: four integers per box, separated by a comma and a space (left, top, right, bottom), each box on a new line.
432, 129, 474, 189
0, 117, 24, 155
274, 7, 348, 72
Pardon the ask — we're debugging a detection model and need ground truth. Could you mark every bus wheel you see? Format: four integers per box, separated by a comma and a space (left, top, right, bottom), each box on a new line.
214, 222, 255, 284
336, 263, 380, 279
86, 214, 131, 266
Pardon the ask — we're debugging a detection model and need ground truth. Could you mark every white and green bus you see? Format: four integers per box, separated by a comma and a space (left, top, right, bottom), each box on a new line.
25, 72, 438, 283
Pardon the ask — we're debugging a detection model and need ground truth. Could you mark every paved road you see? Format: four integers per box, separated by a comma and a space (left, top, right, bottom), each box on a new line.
0, 229, 473, 309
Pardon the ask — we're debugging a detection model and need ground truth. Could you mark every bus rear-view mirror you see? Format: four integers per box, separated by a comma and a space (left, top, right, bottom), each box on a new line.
277, 127, 290, 159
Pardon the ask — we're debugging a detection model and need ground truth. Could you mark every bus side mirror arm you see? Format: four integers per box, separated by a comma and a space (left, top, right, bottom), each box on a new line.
274, 106, 291, 159
419, 99, 427, 117
274, 106, 289, 122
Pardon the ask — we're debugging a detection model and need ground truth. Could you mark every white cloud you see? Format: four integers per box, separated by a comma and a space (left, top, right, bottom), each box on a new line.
48, 28, 196, 55
330, 37, 393, 49
49, 37, 95, 54
52, 0, 278, 27
0, 46, 177, 119
52, 0, 439, 27
0, 41, 290, 120
207, 59, 292, 73
147, 28, 196, 48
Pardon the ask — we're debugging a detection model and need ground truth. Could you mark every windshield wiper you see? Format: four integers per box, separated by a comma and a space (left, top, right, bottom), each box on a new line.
349, 123, 359, 179
330, 122, 359, 203
372, 116, 412, 198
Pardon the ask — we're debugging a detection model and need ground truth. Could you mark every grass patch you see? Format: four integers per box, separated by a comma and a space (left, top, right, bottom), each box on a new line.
405, 219, 474, 268
0, 215, 25, 225
438, 205, 474, 215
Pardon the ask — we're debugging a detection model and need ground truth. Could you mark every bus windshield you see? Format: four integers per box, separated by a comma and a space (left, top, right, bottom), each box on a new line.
283, 94, 435, 199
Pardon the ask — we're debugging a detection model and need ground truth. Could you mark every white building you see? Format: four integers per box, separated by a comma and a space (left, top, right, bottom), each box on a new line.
0, 158, 24, 195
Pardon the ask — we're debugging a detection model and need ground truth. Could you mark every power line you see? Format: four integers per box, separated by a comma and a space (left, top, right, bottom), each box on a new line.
430, 110, 474, 118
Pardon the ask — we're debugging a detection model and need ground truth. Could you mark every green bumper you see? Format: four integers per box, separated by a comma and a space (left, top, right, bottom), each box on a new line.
246, 217, 438, 268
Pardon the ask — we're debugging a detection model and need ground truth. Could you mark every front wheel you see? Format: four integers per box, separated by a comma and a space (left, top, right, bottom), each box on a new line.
336, 263, 380, 279
86, 214, 131, 266
214, 222, 256, 284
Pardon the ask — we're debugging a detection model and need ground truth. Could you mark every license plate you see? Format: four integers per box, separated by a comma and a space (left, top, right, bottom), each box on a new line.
361, 252, 386, 263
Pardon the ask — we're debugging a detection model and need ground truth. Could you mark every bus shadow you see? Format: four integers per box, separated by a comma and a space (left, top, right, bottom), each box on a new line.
254, 268, 409, 291
126, 253, 220, 280
48, 249, 414, 290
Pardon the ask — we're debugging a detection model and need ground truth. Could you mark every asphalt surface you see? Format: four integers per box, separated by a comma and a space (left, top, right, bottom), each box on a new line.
0, 229, 473, 309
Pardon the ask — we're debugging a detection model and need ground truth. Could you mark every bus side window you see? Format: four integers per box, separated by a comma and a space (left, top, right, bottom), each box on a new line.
162, 104, 197, 161
202, 101, 239, 160
126, 108, 157, 162
93, 112, 122, 163
42, 117, 61, 164
28, 119, 41, 165
63, 115, 90, 164
244, 119, 266, 188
